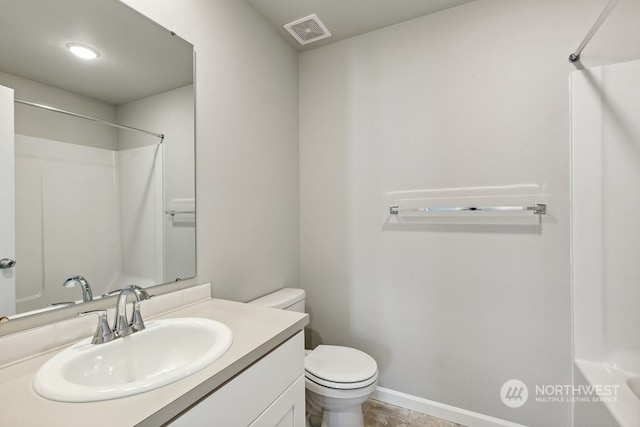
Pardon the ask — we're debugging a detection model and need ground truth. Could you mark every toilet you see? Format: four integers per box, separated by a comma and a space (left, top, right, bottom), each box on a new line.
249, 288, 378, 427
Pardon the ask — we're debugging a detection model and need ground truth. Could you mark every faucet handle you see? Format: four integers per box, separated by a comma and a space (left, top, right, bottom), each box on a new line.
130, 299, 149, 333
80, 310, 115, 345
131, 287, 152, 332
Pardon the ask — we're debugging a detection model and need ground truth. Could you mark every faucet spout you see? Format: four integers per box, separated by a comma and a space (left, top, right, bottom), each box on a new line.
62, 276, 93, 302
114, 285, 150, 337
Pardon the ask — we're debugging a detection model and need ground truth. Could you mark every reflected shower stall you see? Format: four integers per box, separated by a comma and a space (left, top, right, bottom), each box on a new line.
14, 101, 165, 313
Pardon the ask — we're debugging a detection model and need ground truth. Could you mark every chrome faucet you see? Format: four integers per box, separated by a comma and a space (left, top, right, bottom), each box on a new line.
62, 276, 93, 302
81, 285, 151, 344
113, 285, 151, 338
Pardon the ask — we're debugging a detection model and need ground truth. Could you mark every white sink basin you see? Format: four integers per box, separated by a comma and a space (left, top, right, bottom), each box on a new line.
33, 317, 233, 402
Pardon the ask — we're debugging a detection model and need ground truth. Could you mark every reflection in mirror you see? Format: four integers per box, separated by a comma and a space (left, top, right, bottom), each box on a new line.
0, 0, 195, 320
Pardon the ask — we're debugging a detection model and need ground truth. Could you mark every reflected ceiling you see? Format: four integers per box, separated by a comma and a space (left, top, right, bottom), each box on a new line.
0, 0, 193, 105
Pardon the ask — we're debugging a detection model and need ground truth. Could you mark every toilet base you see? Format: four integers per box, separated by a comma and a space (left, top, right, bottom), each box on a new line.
320, 407, 364, 427
306, 406, 365, 427
306, 394, 323, 427
305, 381, 375, 427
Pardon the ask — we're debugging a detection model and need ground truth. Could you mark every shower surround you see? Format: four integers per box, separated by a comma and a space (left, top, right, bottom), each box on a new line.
572, 58, 640, 426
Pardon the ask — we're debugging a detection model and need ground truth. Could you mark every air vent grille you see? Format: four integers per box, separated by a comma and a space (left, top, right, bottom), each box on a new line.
284, 14, 332, 45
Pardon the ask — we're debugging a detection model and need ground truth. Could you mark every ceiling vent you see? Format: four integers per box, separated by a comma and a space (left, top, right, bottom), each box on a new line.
283, 14, 331, 45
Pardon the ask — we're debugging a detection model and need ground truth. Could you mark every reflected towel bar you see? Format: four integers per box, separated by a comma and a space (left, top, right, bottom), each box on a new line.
165, 210, 195, 217
389, 204, 546, 215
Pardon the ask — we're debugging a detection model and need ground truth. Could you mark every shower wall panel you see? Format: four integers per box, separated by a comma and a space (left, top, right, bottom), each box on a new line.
572, 59, 640, 370
15, 135, 121, 311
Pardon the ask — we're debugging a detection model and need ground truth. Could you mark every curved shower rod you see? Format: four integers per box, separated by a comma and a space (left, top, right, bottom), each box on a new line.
569, 0, 620, 63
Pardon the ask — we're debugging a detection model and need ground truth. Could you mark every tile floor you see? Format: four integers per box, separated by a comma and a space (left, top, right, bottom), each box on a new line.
363, 399, 467, 427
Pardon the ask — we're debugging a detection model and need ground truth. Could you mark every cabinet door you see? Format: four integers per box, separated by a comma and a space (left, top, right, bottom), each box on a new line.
250, 376, 305, 427
168, 332, 304, 427
0, 85, 15, 316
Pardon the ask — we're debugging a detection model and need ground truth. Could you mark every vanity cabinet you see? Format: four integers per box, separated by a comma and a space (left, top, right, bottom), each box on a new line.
168, 332, 306, 427
0, 296, 309, 427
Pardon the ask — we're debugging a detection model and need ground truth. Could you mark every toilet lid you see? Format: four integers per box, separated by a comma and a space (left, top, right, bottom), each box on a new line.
304, 345, 377, 384
305, 370, 378, 390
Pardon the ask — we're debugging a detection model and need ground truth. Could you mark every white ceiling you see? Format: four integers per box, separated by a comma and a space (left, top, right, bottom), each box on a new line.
0, 0, 193, 105
247, 0, 475, 51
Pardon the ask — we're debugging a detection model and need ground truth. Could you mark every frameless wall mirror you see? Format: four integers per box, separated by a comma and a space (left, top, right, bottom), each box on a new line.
0, 0, 195, 322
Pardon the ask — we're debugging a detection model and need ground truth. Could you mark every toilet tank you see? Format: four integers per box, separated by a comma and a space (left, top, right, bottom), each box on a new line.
247, 288, 306, 312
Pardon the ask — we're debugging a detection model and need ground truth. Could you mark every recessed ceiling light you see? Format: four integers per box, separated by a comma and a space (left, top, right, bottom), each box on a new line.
66, 43, 100, 60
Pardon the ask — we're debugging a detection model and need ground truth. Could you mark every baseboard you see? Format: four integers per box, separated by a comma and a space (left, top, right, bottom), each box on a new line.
371, 387, 527, 427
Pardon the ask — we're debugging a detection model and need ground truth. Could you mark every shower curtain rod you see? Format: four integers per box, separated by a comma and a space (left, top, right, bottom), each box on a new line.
14, 99, 165, 142
569, 0, 620, 63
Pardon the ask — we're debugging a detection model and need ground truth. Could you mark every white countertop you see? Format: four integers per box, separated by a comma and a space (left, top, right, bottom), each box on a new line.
0, 298, 308, 426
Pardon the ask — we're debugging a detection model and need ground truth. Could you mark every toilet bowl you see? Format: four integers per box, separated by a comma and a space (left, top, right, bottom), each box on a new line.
248, 288, 378, 427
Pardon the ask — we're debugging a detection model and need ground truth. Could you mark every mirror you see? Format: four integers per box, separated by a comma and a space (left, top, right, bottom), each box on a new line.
0, 0, 195, 320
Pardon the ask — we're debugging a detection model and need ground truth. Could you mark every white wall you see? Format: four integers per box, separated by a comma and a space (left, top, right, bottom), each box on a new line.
121, 0, 300, 301
299, 1, 640, 426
